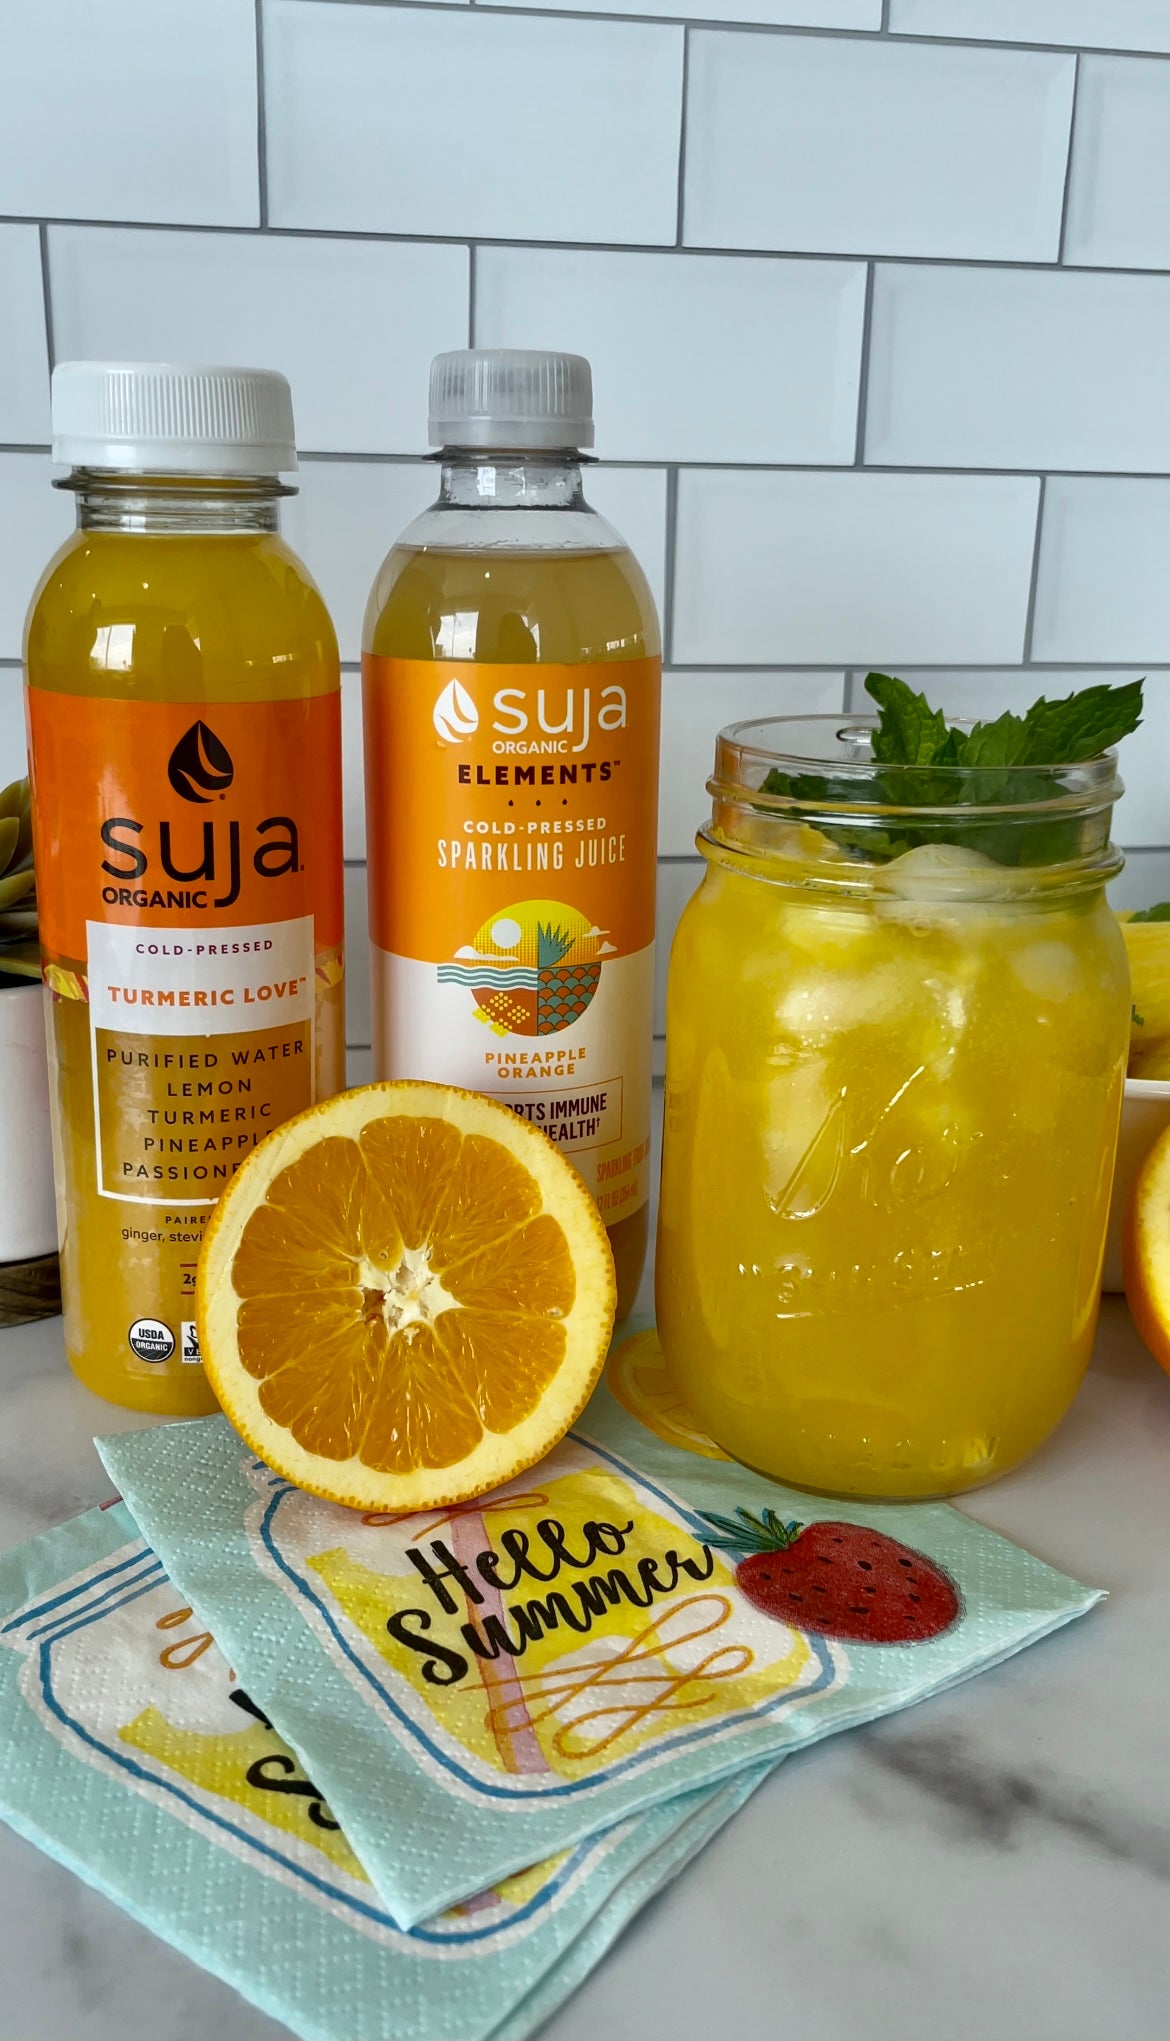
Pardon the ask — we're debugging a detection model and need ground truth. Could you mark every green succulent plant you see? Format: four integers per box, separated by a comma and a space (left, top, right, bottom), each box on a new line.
0, 777, 40, 983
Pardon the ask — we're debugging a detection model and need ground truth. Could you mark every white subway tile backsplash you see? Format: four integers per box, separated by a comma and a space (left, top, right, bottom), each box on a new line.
3, 0, 1164, 1076
474, 248, 865, 465
585, 468, 669, 628
1064, 58, 1170, 271
483, 0, 881, 40
864, 671, 1167, 847
866, 265, 1170, 474
0, 228, 49, 445
1033, 480, 1170, 662
341, 672, 364, 865
348, 1046, 374, 1089
660, 673, 846, 855
0, 0, 258, 227
0, 456, 73, 663
673, 470, 1039, 666
345, 863, 371, 1049
265, 1, 684, 245
889, 1, 1170, 54
48, 229, 467, 457
1111, 850, 1170, 913
683, 33, 1074, 261
284, 461, 436, 664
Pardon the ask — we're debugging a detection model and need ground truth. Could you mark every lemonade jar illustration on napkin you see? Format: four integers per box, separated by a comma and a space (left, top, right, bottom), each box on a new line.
99, 1329, 1101, 1927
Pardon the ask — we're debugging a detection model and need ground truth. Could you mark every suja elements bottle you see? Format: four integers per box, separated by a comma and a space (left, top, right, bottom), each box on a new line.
25, 363, 345, 1412
362, 350, 661, 1316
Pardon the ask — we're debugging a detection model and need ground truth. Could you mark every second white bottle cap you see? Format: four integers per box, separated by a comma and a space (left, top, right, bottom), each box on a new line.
428, 350, 595, 451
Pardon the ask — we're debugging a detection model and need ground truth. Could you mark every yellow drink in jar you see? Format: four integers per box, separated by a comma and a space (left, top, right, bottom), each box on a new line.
656, 721, 1130, 1499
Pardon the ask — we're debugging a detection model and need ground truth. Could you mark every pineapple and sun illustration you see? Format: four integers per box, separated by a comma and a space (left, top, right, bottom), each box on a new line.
437, 898, 611, 1036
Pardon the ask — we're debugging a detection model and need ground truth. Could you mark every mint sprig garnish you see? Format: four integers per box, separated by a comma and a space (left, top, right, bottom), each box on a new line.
1128, 902, 1170, 924
758, 673, 1142, 867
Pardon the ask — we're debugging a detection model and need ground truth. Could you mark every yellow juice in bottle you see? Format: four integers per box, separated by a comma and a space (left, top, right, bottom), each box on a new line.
363, 352, 661, 1317
24, 364, 345, 1412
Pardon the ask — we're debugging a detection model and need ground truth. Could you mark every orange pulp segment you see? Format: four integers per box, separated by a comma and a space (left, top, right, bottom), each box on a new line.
197, 1081, 616, 1509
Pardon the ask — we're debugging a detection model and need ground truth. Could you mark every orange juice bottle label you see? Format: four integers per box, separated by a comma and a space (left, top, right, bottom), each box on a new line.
28, 690, 343, 1223
363, 654, 660, 1217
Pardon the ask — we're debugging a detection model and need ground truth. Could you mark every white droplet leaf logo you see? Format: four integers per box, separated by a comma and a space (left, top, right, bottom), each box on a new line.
433, 678, 479, 743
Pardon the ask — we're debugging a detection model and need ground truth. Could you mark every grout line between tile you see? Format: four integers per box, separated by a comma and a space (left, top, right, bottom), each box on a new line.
674, 25, 690, 249
7, 438, 1169, 483
37, 225, 55, 373
292, 450, 1170, 481
1021, 473, 1047, 661
467, 243, 478, 346
1056, 51, 1081, 264
271, 0, 1170, 63
852, 262, 875, 467
879, 0, 890, 27
661, 466, 679, 663
13, 213, 1170, 281
636, 660, 1164, 673
254, 0, 270, 230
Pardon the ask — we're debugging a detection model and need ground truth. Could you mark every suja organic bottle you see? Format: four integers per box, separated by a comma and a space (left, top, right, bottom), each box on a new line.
362, 351, 661, 1316
25, 363, 345, 1412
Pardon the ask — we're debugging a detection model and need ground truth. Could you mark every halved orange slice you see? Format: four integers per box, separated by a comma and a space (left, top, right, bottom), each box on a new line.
1124, 1120, 1170, 1376
197, 1081, 616, 1510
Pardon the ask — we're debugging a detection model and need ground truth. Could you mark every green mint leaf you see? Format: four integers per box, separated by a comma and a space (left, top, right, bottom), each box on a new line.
1017, 681, 1144, 766
960, 710, 1031, 771
1127, 901, 1170, 923
759, 766, 911, 860
933, 727, 968, 766
753, 675, 1142, 868
864, 673, 950, 765
1134, 1005, 1146, 1028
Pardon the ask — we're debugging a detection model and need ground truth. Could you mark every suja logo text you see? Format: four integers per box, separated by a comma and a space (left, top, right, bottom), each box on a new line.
435, 680, 629, 756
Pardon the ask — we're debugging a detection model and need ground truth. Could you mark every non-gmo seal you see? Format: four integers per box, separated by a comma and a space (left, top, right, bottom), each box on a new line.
128, 1317, 175, 1363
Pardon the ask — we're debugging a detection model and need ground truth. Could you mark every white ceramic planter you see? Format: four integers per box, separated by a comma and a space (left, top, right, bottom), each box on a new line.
0, 981, 58, 1264
1102, 1076, 1170, 1293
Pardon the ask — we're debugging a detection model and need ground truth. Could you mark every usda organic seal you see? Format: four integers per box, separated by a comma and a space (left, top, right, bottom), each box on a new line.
128, 1317, 175, 1363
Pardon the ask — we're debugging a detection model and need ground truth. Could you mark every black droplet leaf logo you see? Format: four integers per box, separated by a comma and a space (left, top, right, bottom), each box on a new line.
167, 721, 234, 803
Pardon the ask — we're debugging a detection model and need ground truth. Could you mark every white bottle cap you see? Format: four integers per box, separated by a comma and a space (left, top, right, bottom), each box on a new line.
51, 362, 298, 474
428, 349, 594, 451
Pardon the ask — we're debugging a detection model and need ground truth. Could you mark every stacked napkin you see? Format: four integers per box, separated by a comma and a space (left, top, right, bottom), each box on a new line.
0, 1330, 1102, 2039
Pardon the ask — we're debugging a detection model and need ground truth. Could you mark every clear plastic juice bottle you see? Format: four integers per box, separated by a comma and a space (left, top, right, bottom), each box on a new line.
25, 363, 345, 1413
362, 351, 661, 1317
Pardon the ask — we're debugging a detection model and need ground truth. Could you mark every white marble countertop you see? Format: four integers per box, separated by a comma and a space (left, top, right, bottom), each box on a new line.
3, 1295, 1170, 2041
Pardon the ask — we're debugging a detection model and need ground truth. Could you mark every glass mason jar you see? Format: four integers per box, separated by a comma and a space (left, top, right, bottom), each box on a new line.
656, 716, 1130, 1500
